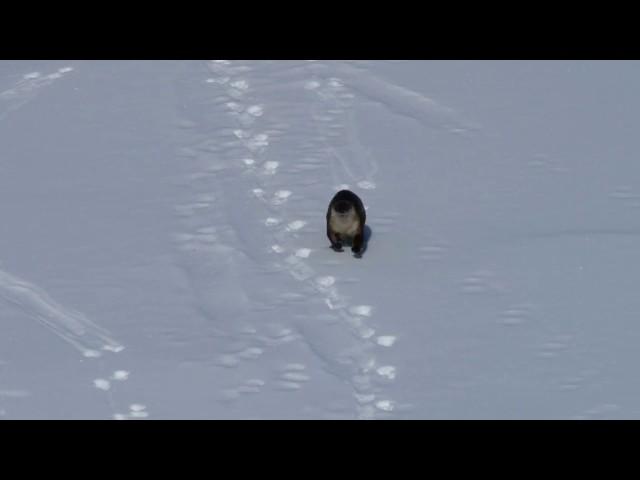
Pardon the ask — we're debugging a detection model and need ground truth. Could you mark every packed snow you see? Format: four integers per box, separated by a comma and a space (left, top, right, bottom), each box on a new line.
1, 60, 640, 419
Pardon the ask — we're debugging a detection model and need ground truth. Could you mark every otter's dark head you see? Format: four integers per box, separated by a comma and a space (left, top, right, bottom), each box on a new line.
334, 200, 353, 213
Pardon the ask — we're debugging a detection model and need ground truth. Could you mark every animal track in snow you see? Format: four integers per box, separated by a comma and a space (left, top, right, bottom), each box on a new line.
251, 188, 265, 199
263, 161, 279, 174
376, 336, 397, 347
206, 76, 230, 85
257, 326, 298, 346
418, 244, 448, 262
1, 65, 75, 121
357, 180, 376, 190
537, 335, 574, 359
215, 354, 240, 368
237, 347, 264, 360
609, 186, 640, 208
417, 234, 449, 262
281, 363, 307, 371
272, 190, 292, 205
295, 248, 312, 258
230, 79, 249, 91
237, 379, 266, 394
233, 129, 250, 139
0, 385, 30, 417
94, 378, 111, 391
286, 220, 306, 232
94, 368, 130, 391
113, 404, 149, 420
247, 105, 264, 117
280, 371, 311, 382
348, 305, 373, 317
227, 87, 246, 99
317, 61, 480, 133
93, 368, 136, 419
376, 365, 397, 380
110, 370, 130, 381
0, 388, 29, 399
246, 133, 270, 151
207, 60, 252, 77
497, 303, 534, 326
265, 217, 281, 227
304, 80, 321, 90
275, 364, 310, 391
327, 77, 344, 89
375, 399, 395, 412
275, 381, 303, 391
284, 255, 315, 281
276, 364, 311, 390
356, 327, 376, 340
226, 101, 244, 113
315, 276, 336, 289
571, 403, 620, 420
223, 378, 266, 399
461, 270, 507, 295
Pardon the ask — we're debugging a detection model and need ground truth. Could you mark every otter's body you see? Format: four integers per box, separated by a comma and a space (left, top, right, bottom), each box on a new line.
326, 190, 366, 256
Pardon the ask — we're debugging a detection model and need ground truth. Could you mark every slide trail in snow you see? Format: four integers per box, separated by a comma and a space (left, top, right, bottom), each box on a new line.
172, 60, 440, 417
0, 268, 123, 357
0, 266, 147, 419
0, 65, 75, 121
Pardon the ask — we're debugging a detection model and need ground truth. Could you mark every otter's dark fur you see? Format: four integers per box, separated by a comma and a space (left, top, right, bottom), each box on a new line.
326, 190, 366, 256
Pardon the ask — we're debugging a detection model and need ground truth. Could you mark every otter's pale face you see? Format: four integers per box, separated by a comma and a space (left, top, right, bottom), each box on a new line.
329, 204, 360, 236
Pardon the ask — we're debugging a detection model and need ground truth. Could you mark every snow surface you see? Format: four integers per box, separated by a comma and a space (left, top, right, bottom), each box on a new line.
1, 60, 640, 419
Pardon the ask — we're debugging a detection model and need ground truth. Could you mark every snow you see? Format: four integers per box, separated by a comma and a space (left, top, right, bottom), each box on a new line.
1, 60, 640, 419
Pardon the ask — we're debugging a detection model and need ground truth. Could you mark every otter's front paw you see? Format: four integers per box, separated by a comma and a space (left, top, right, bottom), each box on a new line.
331, 243, 343, 252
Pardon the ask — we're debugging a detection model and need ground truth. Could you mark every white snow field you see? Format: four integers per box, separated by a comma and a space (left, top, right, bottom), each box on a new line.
1, 60, 640, 419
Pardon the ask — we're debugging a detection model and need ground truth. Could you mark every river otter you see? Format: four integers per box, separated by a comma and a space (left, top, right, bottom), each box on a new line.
326, 190, 366, 256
